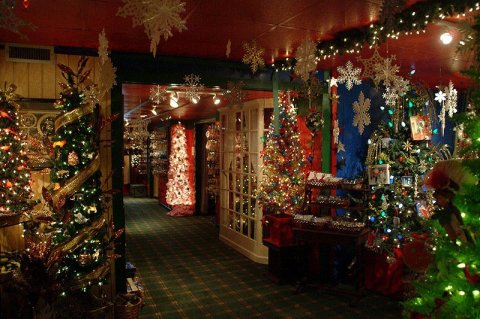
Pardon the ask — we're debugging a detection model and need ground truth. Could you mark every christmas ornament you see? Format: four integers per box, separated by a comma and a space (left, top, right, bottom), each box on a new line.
242, 40, 265, 74
329, 77, 338, 88
68, 151, 79, 166
98, 29, 109, 65
333, 120, 340, 145
116, 0, 187, 57
305, 111, 324, 134
435, 90, 447, 136
382, 86, 398, 106
184, 73, 204, 103
223, 81, 247, 106
149, 85, 168, 105
373, 56, 400, 88
352, 91, 371, 135
356, 46, 386, 83
337, 60, 362, 91
74, 212, 88, 224
445, 81, 458, 118
294, 39, 317, 81
97, 29, 117, 97
403, 141, 413, 152
337, 141, 345, 153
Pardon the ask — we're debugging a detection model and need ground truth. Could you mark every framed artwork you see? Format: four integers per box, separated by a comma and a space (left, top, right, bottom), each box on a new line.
415, 200, 430, 218
410, 115, 432, 141
368, 164, 391, 185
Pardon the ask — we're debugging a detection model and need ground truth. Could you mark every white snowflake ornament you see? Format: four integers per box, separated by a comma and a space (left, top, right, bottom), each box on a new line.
117, 0, 187, 57
382, 86, 398, 107
242, 41, 265, 74
435, 89, 447, 136
445, 81, 458, 118
294, 39, 317, 82
337, 61, 362, 91
184, 73, 204, 103
352, 91, 371, 135
373, 56, 400, 88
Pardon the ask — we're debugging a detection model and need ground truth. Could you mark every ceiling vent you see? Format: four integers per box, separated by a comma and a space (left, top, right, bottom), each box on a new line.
5, 44, 54, 64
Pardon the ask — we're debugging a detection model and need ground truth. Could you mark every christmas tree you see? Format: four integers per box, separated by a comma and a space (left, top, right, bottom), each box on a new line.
166, 123, 194, 216
0, 84, 35, 215
20, 57, 116, 316
365, 88, 441, 259
404, 15, 480, 319
258, 94, 306, 215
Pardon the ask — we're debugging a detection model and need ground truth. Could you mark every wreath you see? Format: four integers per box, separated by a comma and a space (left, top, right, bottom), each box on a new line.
306, 111, 324, 133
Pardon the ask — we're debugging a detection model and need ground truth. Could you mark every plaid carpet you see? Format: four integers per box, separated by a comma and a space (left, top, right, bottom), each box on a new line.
125, 197, 402, 319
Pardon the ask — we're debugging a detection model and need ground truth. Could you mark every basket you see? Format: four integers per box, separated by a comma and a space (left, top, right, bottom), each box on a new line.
114, 294, 143, 319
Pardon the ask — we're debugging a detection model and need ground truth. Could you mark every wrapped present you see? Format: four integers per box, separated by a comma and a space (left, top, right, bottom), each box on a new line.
263, 214, 294, 247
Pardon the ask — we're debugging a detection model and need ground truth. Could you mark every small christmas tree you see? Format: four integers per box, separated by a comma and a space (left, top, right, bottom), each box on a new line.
366, 88, 441, 259
258, 94, 306, 215
0, 84, 35, 215
166, 123, 194, 216
404, 15, 480, 319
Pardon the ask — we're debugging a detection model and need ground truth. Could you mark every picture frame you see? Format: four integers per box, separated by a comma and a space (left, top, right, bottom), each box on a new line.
415, 200, 430, 218
410, 115, 432, 141
368, 164, 391, 185
401, 176, 414, 187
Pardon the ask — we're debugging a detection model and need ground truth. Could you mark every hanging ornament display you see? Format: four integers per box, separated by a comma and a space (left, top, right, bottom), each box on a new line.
184, 73, 204, 103
116, 0, 187, 57
294, 39, 318, 82
445, 80, 458, 118
336, 61, 362, 91
352, 91, 371, 135
242, 40, 265, 74
382, 86, 398, 107
435, 89, 447, 136
356, 46, 386, 83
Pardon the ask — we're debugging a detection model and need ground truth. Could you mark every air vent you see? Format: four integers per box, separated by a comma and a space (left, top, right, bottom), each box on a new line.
5, 44, 54, 64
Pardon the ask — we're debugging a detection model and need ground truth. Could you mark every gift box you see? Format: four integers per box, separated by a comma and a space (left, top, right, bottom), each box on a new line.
263, 214, 294, 247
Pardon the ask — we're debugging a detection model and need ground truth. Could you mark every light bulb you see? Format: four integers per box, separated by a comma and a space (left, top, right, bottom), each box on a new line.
213, 94, 221, 105
440, 32, 453, 45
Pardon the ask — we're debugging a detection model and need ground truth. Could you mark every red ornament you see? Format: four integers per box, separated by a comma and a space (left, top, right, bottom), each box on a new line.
464, 265, 480, 284
399, 156, 403, 162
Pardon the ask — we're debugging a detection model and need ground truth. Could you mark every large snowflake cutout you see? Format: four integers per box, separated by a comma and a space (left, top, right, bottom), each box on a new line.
352, 91, 371, 135
150, 85, 168, 105
445, 81, 458, 118
184, 74, 204, 103
223, 81, 247, 106
294, 39, 317, 82
98, 29, 109, 65
117, 0, 187, 57
97, 30, 117, 97
373, 56, 400, 88
337, 61, 362, 91
242, 41, 265, 74
356, 46, 385, 83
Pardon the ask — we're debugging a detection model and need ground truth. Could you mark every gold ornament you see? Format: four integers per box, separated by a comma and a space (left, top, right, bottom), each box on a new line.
67, 151, 79, 166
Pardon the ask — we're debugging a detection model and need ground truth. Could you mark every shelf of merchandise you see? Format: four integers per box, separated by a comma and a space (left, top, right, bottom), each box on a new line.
218, 99, 273, 264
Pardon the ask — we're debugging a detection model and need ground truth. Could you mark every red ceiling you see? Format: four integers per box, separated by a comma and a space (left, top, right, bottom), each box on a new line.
0, 0, 475, 121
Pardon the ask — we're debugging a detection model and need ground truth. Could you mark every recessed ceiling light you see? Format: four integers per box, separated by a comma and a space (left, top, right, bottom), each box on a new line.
440, 32, 453, 45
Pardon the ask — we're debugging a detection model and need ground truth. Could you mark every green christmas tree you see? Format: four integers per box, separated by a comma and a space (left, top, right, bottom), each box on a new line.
404, 15, 480, 319
0, 84, 35, 215
21, 57, 117, 316
365, 88, 441, 259
258, 94, 305, 215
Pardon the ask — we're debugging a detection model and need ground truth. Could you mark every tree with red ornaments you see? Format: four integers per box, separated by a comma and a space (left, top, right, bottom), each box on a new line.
0, 84, 35, 215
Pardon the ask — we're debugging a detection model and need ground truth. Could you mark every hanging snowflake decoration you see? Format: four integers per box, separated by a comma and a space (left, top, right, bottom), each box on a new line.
337, 141, 345, 153
332, 119, 340, 145
352, 91, 371, 135
445, 81, 458, 118
373, 56, 400, 88
0, 1, 36, 39
242, 40, 265, 74
97, 30, 117, 97
184, 73, 204, 103
382, 86, 398, 107
117, 0, 187, 57
356, 46, 386, 83
223, 81, 247, 106
98, 29, 109, 65
435, 90, 447, 136
337, 61, 362, 91
149, 85, 168, 105
294, 39, 317, 82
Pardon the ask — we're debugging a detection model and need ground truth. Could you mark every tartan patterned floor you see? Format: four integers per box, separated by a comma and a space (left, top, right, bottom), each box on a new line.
125, 197, 402, 319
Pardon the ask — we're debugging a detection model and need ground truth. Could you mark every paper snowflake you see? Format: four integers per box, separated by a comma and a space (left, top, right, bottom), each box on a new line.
435, 90, 446, 103
382, 87, 398, 107
373, 56, 400, 88
223, 81, 247, 106
445, 81, 458, 117
150, 85, 167, 105
99, 59, 117, 97
184, 74, 204, 102
352, 91, 371, 135
242, 41, 265, 74
391, 76, 409, 97
294, 39, 317, 82
117, 0, 187, 57
337, 61, 362, 91
356, 47, 385, 83
98, 29, 109, 65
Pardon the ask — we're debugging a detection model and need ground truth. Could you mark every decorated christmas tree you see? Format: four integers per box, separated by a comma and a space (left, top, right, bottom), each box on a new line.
0, 84, 35, 215
258, 94, 306, 215
365, 88, 442, 260
19, 57, 117, 316
166, 123, 194, 216
404, 15, 480, 319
